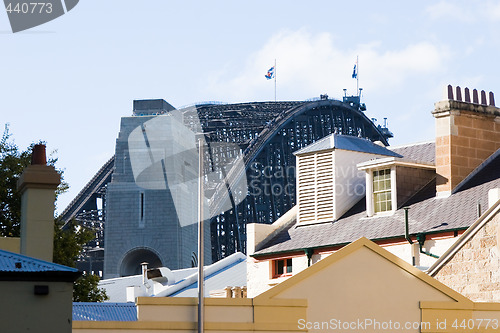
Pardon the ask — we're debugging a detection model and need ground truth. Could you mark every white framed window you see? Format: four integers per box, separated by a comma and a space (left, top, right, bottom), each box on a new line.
373, 169, 392, 213
365, 166, 396, 217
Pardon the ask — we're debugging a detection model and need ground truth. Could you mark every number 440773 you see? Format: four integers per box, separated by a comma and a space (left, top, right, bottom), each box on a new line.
452, 319, 499, 330
5, 2, 53, 14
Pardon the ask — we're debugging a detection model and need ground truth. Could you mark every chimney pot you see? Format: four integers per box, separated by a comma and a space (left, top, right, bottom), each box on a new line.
447, 85, 454, 100
489, 92, 495, 106
464, 87, 471, 102
31, 144, 47, 165
455, 86, 462, 101
473, 89, 479, 104
481, 90, 487, 105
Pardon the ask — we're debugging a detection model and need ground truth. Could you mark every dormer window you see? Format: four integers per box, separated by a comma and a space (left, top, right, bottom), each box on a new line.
358, 156, 436, 217
373, 169, 392, 213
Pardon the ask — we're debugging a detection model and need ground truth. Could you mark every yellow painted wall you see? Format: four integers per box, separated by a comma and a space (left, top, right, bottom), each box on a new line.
256, 239, 466, 333
74, 297, 307, 332
73, 238, 500, 333
0, 280, 74, 333
0, 237, 20, 253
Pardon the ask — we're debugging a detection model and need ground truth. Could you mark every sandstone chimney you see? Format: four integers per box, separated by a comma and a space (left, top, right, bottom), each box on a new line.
433, 85, 500, 196
17, 144, 61, 262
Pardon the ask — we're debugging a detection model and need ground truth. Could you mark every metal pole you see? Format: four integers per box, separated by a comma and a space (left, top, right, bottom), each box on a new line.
197, 138, 204, 333
356, 55, 359, 95
274, 58, 277, 102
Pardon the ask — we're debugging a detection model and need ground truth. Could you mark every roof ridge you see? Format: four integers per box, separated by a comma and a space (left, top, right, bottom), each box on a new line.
452, 148, 500, 194
0, 248, 78, 272
389, 140, 435, 149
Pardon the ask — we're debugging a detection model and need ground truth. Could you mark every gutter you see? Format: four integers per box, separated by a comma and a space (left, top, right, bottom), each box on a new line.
403, 207, 416, 266
416, 234, 439, 259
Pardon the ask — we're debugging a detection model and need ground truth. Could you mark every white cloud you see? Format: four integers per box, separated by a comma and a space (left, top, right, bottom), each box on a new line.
426, 1, 474, 22
425, 1, 500, 22
203, 29, 449, 102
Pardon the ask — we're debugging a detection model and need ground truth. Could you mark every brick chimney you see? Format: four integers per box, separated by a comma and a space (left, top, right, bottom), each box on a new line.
17, 144, 61, 262
433, 85, 500, 196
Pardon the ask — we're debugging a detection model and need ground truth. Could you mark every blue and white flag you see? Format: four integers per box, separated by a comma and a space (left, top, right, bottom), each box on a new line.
352, 62, 358, 79
265, 66, 275, 80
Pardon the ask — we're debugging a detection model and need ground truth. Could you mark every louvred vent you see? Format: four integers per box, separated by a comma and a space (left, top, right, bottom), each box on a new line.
297, 151, 334, 224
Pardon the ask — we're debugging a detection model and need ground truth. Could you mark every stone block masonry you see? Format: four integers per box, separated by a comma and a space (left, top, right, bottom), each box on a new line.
434, 211, 500, 302
433, 86, 500, 194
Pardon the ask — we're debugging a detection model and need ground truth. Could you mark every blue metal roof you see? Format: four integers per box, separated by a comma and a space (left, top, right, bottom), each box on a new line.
73, 302, 137, 321
294, 134, 402, 158
0, 248, 78, 273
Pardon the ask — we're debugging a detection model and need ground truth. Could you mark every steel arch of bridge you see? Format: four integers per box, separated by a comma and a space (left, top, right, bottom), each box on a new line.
60, 98, 391, 267
199, 99, 389, 261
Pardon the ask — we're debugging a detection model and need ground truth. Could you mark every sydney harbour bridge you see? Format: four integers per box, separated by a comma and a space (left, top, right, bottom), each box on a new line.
59, 94, 392, 271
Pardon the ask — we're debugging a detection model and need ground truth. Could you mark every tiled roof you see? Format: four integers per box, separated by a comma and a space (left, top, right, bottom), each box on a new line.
389, 141, 435, 164
73, 302, 137, 321
0, 249, 78, 273
253, 147, 499, 256
294, 134, 402, 157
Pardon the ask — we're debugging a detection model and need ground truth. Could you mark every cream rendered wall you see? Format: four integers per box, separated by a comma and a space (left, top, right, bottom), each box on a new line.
247, 255, 310, 298
383, 237, 459, 268
271, 245, 456, 333
248, 237, 460, 297
0, 281, 74, 333
333, 150, 381, 219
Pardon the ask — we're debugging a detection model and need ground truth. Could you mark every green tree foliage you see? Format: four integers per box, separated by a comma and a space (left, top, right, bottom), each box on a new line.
52, 219, 109, 302
73, 273, 109, 302
0, 124, 68, 236
0, 124, 31, 237
53, 219, 94, 267
0, 124, 108, 302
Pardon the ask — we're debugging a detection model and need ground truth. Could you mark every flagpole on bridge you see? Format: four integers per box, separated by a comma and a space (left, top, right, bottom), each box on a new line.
356, 55, 359, 96
274, 58, 277, 102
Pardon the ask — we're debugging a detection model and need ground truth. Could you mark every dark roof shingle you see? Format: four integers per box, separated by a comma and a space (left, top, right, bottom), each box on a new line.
254, 147, 499, 256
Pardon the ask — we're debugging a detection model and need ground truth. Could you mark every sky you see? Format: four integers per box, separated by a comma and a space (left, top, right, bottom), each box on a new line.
1, 1, 499, 213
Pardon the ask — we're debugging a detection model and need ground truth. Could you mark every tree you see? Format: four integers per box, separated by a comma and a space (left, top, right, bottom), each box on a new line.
53, 219, 109, 302
0, 124, 68, 236
73, 273, 109, 302
0, 124, 108, 302
0, 124, 31, 237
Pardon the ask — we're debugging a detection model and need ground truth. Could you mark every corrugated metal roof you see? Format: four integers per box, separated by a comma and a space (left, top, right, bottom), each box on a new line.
73, 302, 137, 321
99, 253, 247, 302
0, 249, 78, 273
294, 134, 402, 157
170, 257, 247, 297
99, 267, 198, 303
